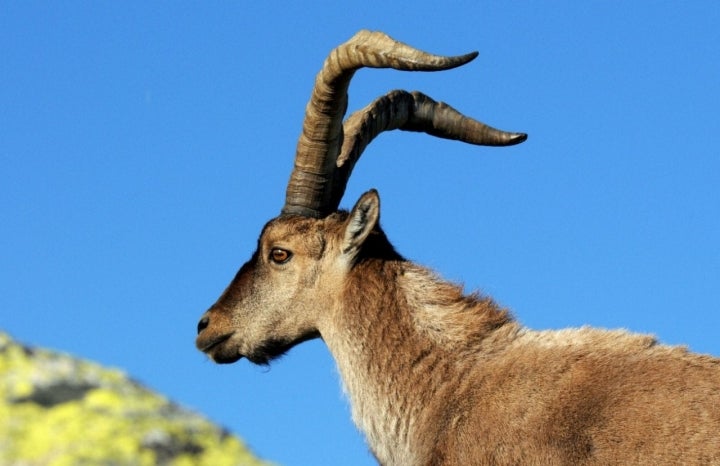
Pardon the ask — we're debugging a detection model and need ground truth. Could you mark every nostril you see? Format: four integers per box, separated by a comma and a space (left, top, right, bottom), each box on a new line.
197, 316, 210, 334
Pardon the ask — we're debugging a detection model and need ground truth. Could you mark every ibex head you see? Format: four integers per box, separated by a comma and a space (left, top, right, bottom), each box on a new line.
195, 30, 526, 366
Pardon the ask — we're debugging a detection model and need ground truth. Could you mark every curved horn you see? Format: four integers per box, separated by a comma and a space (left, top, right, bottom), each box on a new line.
329, 90, 527, 208
282, 30, 478, 218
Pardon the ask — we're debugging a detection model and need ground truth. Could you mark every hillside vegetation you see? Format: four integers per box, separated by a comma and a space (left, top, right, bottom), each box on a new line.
0, 332, 270, 466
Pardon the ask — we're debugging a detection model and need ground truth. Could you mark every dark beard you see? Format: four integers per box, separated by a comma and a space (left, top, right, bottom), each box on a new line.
246, 331, 320, 366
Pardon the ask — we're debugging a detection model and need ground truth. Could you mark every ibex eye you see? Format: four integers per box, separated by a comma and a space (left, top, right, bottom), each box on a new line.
270, 248, 292, 264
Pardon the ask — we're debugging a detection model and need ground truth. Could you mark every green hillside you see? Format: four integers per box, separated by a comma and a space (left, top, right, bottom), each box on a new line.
0, 331, 271, 466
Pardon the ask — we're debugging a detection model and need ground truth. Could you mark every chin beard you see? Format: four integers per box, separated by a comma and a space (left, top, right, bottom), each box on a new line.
246, 331, 320, 366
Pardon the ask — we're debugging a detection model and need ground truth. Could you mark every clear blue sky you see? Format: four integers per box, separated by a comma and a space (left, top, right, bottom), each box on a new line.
2, 3, 718, 465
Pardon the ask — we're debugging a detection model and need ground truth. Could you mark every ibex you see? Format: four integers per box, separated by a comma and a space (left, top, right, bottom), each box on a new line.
196, 30, 720, 465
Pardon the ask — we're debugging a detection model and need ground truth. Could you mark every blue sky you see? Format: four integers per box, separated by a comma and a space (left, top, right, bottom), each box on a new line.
2, 3, 718, 465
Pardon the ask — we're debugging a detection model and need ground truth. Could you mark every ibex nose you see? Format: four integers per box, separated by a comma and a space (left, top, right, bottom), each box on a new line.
197, 315, 210, 334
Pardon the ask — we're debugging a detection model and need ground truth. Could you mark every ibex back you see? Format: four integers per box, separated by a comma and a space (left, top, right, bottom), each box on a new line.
195, 30, 720, 465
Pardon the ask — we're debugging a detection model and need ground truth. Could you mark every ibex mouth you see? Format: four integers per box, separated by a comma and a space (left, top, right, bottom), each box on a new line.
196, 333, 241, 364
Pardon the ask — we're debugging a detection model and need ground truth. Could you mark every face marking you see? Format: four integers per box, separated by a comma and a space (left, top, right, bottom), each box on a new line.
195, 215, 344, 366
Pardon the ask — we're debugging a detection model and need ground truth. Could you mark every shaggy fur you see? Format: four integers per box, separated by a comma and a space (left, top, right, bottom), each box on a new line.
330, 258, 720, 465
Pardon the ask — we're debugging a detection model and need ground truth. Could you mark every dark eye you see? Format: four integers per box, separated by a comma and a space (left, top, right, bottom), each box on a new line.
270, 248, 292, 264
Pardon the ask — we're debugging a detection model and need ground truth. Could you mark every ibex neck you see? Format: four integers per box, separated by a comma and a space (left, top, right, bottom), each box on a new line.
320, 259, 515, 465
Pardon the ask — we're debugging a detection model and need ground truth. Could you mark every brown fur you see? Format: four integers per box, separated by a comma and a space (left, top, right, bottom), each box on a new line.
197, 192, 720, 465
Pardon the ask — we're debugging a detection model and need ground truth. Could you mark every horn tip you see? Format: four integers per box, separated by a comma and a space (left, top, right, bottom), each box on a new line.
487, 131, 528, 147
451, 51, 479, 68
508, 132, 528, 145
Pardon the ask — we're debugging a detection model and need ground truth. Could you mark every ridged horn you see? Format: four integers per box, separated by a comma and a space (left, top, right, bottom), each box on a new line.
329, 90, 527, 208
282, 30, 479, 218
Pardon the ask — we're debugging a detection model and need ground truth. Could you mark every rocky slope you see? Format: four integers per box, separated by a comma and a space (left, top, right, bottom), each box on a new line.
0, 331, 270, 466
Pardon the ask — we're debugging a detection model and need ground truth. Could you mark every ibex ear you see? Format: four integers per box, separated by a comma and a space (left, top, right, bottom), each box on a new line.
342, 189, 380, 256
